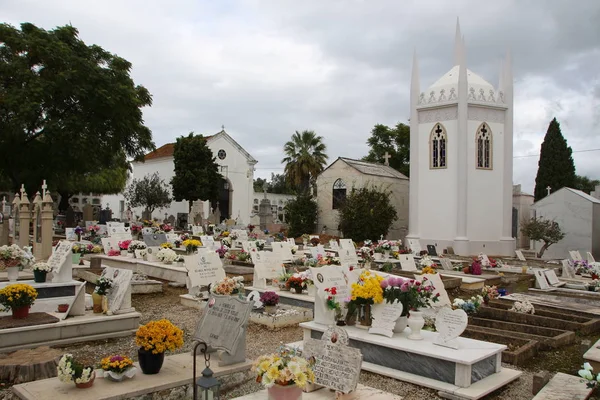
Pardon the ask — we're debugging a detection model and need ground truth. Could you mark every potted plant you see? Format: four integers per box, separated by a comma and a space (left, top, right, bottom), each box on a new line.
93, 276, 113, 314
253, 346, 315, 399
310, 237, 320, 247
285, 275, 306, 294
174, 238, 182, 249
0, 283, 38, 319
128, 240, 147, 258
156, 248, 177, 265
32, 262, 52, 283
349, 270, 384, 327
260, 291, 279, 314
57, 303, 69, 313
135, 319, 184, 374
118, 240, 131, 256
0, 244, 34, 282
481, 285, 499, 305
182, 239, 201, 254
301, 234, 310, 247
57, 354, 95, 388
101, 354, 137, 382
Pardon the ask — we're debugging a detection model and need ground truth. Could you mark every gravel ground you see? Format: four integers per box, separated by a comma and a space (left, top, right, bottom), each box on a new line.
0, 282, 576, 400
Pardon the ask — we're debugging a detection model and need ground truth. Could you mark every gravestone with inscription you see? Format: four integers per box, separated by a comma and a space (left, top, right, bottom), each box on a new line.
534, 269, 551, 290
398, 254, 417, 271
562, 259, 575, 278
241, 240, 257, 253
200, 235, 216, 249
310, 266, 350, 325
339, 239, 355, 251
369, 300, 404, 338
544, 269, 562, 286
101, 238, 120, 254
184, 251, 226, 293
251, 251, 284, 289
101, 266, 134, 314
302, 326, 362, 394
143, 233, 167, 247
271, 242, 293, 262
194, 295, 252, 366
407, 238, 422, 254
309, 245, 326, 259
338, 248, 359, 269
145, 246, 161, 262
427, 244, 438, 257
49, 240, 74, 283
515, 250, 526, 262
439, 258, 452, 271
434, 307, 468, 349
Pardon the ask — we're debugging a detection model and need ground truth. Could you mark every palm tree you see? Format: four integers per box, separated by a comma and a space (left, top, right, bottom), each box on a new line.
282, 130, 328, 193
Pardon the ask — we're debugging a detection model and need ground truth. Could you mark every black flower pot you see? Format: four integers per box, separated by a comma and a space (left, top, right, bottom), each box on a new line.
138, 348, 165, 374
33, 270, 47, 283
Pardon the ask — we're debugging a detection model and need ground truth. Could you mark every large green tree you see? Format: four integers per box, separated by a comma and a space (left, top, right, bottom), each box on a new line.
363, 122, 410, 177
338, 186, 398, 242
574, 175, 600, 194
284, 194, 318, 238
170, 133, 221, 213
533, 118, 576, 201
282, 130, 328, 193
124, 172, 171, 216
0, 23, 154, 206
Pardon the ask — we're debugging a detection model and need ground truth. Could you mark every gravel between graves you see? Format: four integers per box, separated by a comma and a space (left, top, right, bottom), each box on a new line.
0, 283, 539, 400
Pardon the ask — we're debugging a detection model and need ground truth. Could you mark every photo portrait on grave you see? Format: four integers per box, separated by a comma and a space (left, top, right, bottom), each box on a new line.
331, 332, 338, 343
113, 270, 119, 278
208, 298, 216, 308
317, 273, 324, 283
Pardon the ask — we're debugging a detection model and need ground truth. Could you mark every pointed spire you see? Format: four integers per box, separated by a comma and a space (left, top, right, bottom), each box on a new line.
410, 48, 420, 106
454, 17, 463, 66
504, 48, 512, 89
497, 59, 505, 92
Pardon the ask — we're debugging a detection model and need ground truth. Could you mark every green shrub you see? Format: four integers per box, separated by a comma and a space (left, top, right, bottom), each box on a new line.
338, 186, 397, 242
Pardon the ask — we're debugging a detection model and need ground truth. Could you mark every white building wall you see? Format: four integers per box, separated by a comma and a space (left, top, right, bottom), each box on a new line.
532, 189, 593, 259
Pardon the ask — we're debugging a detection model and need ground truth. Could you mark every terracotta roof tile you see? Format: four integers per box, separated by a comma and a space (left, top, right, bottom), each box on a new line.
143, 135, 214, 161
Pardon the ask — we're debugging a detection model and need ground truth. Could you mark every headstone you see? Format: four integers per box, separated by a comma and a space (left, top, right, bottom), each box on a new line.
166, 233, 179, 244
65, 228, 78, 241
65, 206, 76, 228
101, 266, 134, 314
515, 250, 526, 262
369, 300, 403, 338
271, 242, 293, 262
145, 246, 160, 262
544, 269, 561, 286
200, 235, 216, 249
251, 251, 284, 289
562, 259, 575, 278
48, 240, 73, 283
407, 238, 422, 254
587, 252, 596, 263
414, 273, 451, 308
329, 240, 340, 251
479, 253, 491, 266
241, 240, 257, 253
446, 246, 455, 255
339, 239, 355, 251
534, 269, 551, 290
185, 252, 226, 290
286, 238, 296, 246
310, 245, 326, 259
439, 258, 452, 271
193, 295, 252, 365
258, 191, 273, 231
107, 222, 124, 230
82, 204, 93, 223
192, 225, 203, 235
302, 326, 362, 394
141, 227, 154, 236
310, 266, 351, 325
97, 224, 108, 236
427, 244, 438, 257
338, 248, 359, 269
398, 254, 417, 271
101, 238, 120, 253
143, 233, 168, 247
433, 307, 468, 349
570, 250, 583, 262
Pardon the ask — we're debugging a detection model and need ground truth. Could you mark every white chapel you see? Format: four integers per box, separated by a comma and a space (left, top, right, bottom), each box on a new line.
406, 20, 516, 257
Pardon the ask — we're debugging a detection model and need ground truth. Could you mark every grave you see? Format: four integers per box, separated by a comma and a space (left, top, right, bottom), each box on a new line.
243, 286, 314, 310
179, 250, 226, 308
73, 268, 163, 295
232, 384, 403, 400
91, 254, 188, 284
248, 303, 313, 329
532, 372, 594, 400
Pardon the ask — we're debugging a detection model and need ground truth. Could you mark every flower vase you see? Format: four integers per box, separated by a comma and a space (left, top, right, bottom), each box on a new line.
7, 266, 19, 282
121, 250, 128, 256
11, 306, 30, 319
264, 305, 277, 314
92, 292, 103, 313
102, 295, 109, 314
138, 348, 165, 375
293, 287, 304, 294
75, 371, 95, 389
373, 253, 383, 261
384, 250, 390, 259
307, 285, 316, 296
358, 304, 372, 328
33, 270, 47, 283
393, 315, 408, 333
407, 311, 425, 340
72, 253, 81, 265
267, 383, 303, 400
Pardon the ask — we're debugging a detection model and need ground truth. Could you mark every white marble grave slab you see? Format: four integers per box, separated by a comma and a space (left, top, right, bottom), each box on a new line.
562, 259, 576, 278
515, 250, 526, 262
49, 241, 73, 283
407, 239, 422, 254
369, 300, 403, 338
544, 269, 562, 286
271, 242, 293, 262
185, 252, 226, 289
339, 239, 355, 251
570, 250, 583, 262
101, 266, 133, 314
398, 254, 417, 271
439, 258, 452, 271
587, 252, 596, 263
534, 269, 551, 290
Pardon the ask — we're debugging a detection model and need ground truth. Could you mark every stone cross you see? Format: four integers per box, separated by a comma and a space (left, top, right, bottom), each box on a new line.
1, 197, 5, 212
41, 179, 48, 198
20, 184, 26, 197
383, 152, 391, 166
546, 186, 551, 196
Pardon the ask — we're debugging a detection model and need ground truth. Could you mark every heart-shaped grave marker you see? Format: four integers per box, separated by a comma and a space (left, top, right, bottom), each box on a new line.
246, 291, 263, 309
434, 307, 468, 349
369, 300, 404, 338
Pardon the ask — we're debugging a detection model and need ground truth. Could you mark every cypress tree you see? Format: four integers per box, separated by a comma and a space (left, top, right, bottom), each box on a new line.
533, 118, 576, 201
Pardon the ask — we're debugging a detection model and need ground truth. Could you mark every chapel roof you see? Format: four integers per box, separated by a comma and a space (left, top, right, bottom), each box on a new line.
426, 65, 495, 95
565, 188, 600, 204
336, 157, 409, 180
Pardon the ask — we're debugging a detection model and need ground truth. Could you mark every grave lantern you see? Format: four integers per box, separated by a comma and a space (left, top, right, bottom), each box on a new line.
196, 366, 220, 400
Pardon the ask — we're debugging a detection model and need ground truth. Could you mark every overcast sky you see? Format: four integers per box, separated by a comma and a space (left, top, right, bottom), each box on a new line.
4, 0, 599, 194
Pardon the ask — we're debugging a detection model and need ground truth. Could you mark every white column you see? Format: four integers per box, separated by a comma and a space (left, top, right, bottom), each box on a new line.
500, 51, 516, 255
407, 50, 420, 239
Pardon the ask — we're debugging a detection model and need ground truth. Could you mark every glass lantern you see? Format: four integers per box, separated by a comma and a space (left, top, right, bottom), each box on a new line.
196, 366, 220, 400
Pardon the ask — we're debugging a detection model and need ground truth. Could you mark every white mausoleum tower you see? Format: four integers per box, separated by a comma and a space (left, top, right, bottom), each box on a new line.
406, 19, 515, 256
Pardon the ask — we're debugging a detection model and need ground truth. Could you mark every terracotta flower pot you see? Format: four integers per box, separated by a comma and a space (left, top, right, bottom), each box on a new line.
57, 304, 69, 313
462, 266, 470, 274
267, 383, 302, 400
75, 371, 95, 388
12, 306, 30, 319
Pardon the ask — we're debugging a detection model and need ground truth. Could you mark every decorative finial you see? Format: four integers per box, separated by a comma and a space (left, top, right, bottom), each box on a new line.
221, 124, 225, 130
546, 186, 551, 196
382, 152, 391, 166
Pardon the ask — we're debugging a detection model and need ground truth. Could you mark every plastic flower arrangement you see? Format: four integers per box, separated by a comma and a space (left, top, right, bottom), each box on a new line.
324, 287, 342, 318
452, 296, 483, 314
118, 240, 131, 251
579, 362, 600, 390
420, 255, 435, 268
87, 225, 100, 233
221, 231, 230, 237
91, 245, 103, 254
273, 232, 286, 242
350, 270, 384, 305
156, 248, 178, 263
215, 246, 228, 258
95, 276, 113, 296
236, 250, 252, 262
130, 225, 142, 234
253, 346, 315, 389
74, 226, 84, 236
0, 283, 38, 311
247, 224, 256, 231
182, 239, 202, 252
260, 291, 280, 306
421, 266, 437, 275
58, 354, 94, 384
380, 275, 439, 312
161, 224, 173, 232
101, 354, 134, 374
290, 245, 298, 255
32, 262, 52, 272
574, 260, 592, 275
107, 249, 121, 257
0, 244, 34, 270
128, 240, 147, 251
481, 285, 499, 301
210, 276, 245, 295
286, 275, 307, 291
469, 258, 483, 275
298, 270, 313, 286
509, 300, 535, 314
160, 242, 173, 249
301, 234, 310, 242
135, 319, 184, 354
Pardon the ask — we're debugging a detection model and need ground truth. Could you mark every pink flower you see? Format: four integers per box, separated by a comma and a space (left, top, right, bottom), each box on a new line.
400, 282, 410, 292
381, 280, 389, 289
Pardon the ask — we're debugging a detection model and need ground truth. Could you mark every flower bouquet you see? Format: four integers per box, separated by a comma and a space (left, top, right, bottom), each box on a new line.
260, 291, 279, 314
156, 248, 177, 264
32, 261, 52, 282
481, 285, 499, 304
0, 283, 38, 319
349, 270, 384, 326
420, 266, 437, 275
101, 355, 137, 382
182, 239, 202, 253
0, 244, 34, 274
95, 276, 113, 296
380, 275, 439, 312
579, 362, 600, 391
324, 287, 343, 321
58, 354, 95, 388
136, 319, 184, 374
253, 346, 315, 391
509, 300, 535, 314
452, 295, 483, 314
469, 258, 483, 275
210, 276, 245, 295
118, 240, 131, 253
160, 242, 173, 249
107, 249, 121, 257
286, 275, 307, 293
419, 255, 435, 268
161, 224, 173, 232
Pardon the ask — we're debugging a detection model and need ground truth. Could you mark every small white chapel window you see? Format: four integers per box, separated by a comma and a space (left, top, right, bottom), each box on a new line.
332, 179, 347, 209
476, 123, 492, 169
430, 123, 447, 169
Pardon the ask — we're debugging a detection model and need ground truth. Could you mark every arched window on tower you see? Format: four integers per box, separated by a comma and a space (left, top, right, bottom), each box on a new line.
332, 179, 347, 210
476, 123, 492, 169
430, 123, 447, 169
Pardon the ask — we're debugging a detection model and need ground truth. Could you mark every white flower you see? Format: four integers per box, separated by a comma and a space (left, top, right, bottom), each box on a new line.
32, 262, 52, 272
420, 256, 434, 267
580, 369, 594, 381
156, 248, 177, 263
